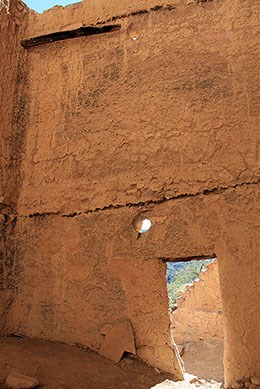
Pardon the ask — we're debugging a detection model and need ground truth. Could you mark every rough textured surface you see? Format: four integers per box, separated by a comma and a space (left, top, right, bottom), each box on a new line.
0, 1, 28, 212
25, 0, 180, 38
0, 337, 174, 389
0, 0, 28, 337
10, 213, 183, 375
10, 184, 260, 383
181, 340, 224, 382
0, 216, 17, 337
18, 0, 260, 216
171, 261, 224, 344
0, 0, 259, 386
5, 371, 39, 389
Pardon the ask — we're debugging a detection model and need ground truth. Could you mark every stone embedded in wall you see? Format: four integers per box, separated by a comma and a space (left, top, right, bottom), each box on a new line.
5, 371, 39, 389
99, 319, 136, 362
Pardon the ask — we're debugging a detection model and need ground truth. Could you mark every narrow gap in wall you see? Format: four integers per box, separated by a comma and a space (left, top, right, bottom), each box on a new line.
166, 258, 224, 383
22, 0, 82, 14
21, 25, 121, 48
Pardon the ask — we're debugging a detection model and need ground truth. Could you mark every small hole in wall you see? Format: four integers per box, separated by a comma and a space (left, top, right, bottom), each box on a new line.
133, 215, 152, 234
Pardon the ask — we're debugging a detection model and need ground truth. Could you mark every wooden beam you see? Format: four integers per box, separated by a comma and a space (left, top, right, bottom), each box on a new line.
21, 25, 121, 49
161, 254, 216, 263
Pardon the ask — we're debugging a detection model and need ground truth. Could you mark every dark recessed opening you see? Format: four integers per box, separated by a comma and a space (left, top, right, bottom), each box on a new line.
21, 25, 121, 49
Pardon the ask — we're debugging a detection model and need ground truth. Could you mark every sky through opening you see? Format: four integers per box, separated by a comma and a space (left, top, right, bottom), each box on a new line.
23, 0, 81, 13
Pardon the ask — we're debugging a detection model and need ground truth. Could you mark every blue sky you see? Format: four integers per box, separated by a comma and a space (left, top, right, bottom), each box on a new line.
23, 0, 81, 13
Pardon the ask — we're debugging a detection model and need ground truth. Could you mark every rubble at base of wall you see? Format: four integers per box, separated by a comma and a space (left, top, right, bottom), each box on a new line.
226, 377, 260, 389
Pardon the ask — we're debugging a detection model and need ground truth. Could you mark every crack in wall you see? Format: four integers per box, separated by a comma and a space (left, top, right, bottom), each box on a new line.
8, 176, 260, 220
95, 0, 217, 26
95, 4, 176, 25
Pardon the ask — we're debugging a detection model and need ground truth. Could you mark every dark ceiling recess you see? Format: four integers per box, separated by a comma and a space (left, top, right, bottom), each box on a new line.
161, 255, 217, 263
21, 25, 121, 48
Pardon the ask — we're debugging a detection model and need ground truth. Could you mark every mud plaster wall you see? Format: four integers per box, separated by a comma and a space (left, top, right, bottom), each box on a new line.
171, 261, 224, 344
10, 185, 260, 385
18, 0, 260, 215
0, 1, 28, 335
0, 1, 28, 211
0, 0, 259, 385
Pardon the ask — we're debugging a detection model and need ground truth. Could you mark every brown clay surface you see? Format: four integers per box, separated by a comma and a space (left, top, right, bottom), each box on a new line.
8, 184, 260, 384
182, 340, 224, 382
0, 0, 28, 339
0, 336, 173, 389
0, 337, 224, 388
19, 0, 260, 216
0, 0, 260, 386
0, 1, 28, 211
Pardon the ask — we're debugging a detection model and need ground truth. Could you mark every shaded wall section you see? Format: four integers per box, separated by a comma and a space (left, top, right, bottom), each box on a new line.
0, 1, 28, 212
0, 1, 28, 335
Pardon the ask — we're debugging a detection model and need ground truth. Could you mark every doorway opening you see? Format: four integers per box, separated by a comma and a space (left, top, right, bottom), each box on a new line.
166, 258, 224, 382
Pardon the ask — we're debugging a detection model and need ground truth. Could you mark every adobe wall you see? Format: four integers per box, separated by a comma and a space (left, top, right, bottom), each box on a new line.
0, 0, 259, 386
171, 261, 224, 344
10, 184, 260, 385
0, 0, 28, 336
0, 0, 28, 211
18, 0, 259, 216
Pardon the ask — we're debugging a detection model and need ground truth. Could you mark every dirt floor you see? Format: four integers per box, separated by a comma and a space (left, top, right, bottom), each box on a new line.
0, 336, 175, 389
181, 340, 224, 382
0, 337, 224, 389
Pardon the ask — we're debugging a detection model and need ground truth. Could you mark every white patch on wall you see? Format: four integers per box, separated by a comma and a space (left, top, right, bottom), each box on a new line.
133, 215, 152, 234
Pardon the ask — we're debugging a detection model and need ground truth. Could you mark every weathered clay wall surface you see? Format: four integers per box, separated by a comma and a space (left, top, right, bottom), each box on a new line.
11, 184, 260, 385
18, 0, 259, 216
0, 0, 28, 212
0, 0, 259, 386
171, 261, 224, 344
25, 0, 179, 38
0, 0, 28, 336
10, 214, 184, 376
